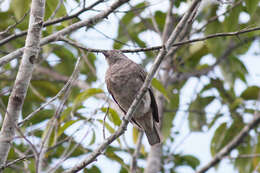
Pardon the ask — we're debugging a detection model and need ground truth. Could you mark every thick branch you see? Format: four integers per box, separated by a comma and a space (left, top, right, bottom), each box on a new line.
0, 0, 46, 168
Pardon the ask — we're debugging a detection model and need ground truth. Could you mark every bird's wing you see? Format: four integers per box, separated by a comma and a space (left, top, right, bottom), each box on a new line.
148, 89, 159, 122
132, 62, 159, 122
106, 82, 126, 114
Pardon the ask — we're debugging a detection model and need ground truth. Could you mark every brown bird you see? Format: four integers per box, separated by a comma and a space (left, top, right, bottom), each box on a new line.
103, 50, 160, 145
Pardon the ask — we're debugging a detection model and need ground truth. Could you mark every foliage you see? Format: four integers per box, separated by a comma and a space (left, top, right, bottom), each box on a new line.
0, 0, 260, 172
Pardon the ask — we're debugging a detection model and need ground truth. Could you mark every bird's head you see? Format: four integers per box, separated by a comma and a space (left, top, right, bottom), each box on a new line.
102, 50, 127, 66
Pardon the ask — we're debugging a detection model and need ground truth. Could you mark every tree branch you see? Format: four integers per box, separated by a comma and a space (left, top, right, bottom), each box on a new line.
0, 0, 46, 168
130, 132, 143, 173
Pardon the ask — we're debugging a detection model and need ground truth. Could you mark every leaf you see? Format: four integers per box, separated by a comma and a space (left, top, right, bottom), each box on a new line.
240, 86, 260, 100
10, 0, 30, 19
132, 127, 139, 144
105, 147, 129, 171
211, 122, 227, 156
188, 96, 215, 131
98, 120, 115, 134
29, 109, 54, 125
245, 0, 258, 15
235, 135, 253, 173
57, 120, 79, 138
73, 88, 104, 112
45, 0, 67, 20
253, 135, 260, 170
84, 166, 101, 173
173, 154, 200, 170
151, 78, 169, 102
101, 107, 121, 126
89, 130, 96, 145
211, 117, 244, 156
223, 3, 241, 32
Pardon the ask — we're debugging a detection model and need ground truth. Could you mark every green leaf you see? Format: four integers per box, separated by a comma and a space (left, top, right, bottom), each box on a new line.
98, 120, 115, 134
10, 0, 30, 19
45, 0, 67, 20
211, 117, 244, 156
245, 0, 258, 15
223, 3, 242, 32
73, 88, 104, 112
101, 107, 121, 126
253, 135, 260, 170
84, 166, 101, 173
132, 127, 139, 144
89, 130, 96, 145
211, 122, 227, 156
241, 86, 260, 100
105, 147, 129, 171
57, 120, 79, 137
188, 96, 215, 131
151, 78, 169, 102
173, 154, 200, 170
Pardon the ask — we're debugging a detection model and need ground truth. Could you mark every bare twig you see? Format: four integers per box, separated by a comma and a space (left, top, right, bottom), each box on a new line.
0, 11, 29, 36
103, 107, 109, 139
130, 132, 143, 173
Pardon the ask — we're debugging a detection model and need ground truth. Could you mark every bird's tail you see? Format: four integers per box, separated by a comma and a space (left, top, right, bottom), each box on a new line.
135, 113, 161, 145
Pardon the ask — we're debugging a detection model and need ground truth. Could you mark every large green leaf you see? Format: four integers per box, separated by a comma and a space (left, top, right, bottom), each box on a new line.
211, 116, 244, 156
101, 107, 121, 126
173, 154, 200, 170
45, 0, 67, 20
73, 88, 104, 112
211, 122, 227, 156
151, 78, 169, 102
245, 0, 258, 15
57, 120, 79, 138
240, 86, 260, 100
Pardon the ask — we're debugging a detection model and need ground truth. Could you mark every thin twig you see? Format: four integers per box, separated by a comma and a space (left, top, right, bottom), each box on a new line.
59, 26, 260, 54
130, 132, 143, 173
103, 107, 109, 139
0, 11, 29, 36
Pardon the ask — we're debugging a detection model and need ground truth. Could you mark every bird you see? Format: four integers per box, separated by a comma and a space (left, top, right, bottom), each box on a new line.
103, 50, 161, 145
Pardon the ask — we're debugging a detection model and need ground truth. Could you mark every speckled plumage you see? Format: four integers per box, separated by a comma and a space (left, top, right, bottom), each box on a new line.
103, 50, 160, 145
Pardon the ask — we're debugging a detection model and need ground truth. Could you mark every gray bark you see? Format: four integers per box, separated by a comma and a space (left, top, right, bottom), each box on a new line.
0, 0, 46, 169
